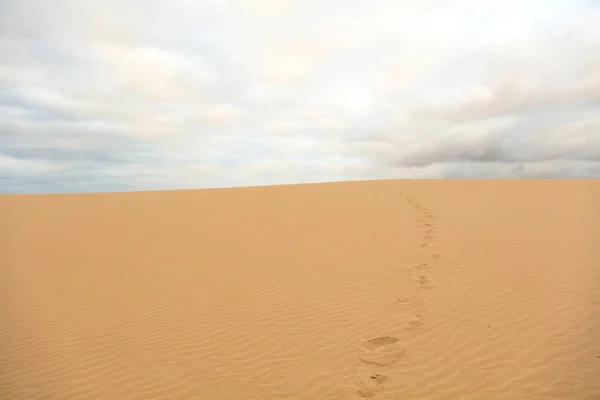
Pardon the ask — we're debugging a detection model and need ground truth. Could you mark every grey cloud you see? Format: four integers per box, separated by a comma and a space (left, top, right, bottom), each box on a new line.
438, 161, 600, 179
363, 115, 600, 173
390, 114, 600, 168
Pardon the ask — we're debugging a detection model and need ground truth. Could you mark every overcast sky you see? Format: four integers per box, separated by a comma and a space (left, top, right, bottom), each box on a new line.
1, 0, 599, 193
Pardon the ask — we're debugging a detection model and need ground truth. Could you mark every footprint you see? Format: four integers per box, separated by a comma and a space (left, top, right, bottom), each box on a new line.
420, 242, 430, 247
398, 295, 414, 304
359, 336, 406, 366
405, 315, 424, 331
412, 275, 433, 289
413, 263, 429, 270
432, 253, 440, 258
355, 372, 388, 398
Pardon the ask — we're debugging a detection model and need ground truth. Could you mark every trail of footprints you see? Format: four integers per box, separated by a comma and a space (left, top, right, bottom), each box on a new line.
352, 189, 440, 398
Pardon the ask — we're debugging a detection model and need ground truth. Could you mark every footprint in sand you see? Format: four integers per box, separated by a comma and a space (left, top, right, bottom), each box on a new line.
405, 315, 424, 331
413, 263, 429, 270
355, 372, 388, 398
359, 336, 406, 366
398, 295, 414, 304
412, 275, 434, 289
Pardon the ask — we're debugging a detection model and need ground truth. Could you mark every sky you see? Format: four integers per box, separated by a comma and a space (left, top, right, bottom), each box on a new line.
1, 0, 599, 193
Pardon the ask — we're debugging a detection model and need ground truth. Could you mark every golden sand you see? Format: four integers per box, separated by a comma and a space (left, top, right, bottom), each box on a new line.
2, 179, 600, 399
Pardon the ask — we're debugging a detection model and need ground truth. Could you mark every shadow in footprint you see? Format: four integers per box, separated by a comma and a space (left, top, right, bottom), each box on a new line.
359, 336, 406, 366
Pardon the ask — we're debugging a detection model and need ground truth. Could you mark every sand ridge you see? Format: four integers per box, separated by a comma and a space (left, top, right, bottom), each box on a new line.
1, 179, 600, 399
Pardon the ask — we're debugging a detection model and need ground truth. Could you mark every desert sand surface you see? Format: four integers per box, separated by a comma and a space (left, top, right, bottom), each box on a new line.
2, 179, 600, 400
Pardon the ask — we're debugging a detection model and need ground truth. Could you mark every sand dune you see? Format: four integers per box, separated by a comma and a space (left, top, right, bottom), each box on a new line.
2, 179, 600, 399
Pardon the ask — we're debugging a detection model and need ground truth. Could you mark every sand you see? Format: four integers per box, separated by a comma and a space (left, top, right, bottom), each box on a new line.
1, 179, 600, 399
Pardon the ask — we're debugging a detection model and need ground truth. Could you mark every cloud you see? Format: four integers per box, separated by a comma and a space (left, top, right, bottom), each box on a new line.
1, 0, 599, 193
